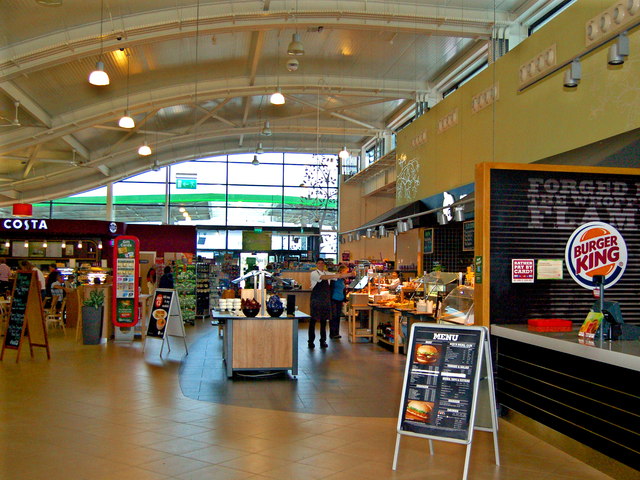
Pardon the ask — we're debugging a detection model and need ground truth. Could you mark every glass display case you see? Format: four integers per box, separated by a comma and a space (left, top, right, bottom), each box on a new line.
438, 285, 474, 325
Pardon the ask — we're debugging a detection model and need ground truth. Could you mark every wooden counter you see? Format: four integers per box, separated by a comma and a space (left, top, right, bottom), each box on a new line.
212, 310, 309, 378
274, 289, 311, 317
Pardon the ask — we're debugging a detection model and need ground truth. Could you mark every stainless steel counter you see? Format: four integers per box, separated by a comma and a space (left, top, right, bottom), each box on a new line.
491, 324, 640, 371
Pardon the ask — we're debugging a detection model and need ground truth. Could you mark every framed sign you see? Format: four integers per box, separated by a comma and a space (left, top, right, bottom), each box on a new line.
393, 323, 499, 480
462, 221, 474, 251
423, 228, 434, 254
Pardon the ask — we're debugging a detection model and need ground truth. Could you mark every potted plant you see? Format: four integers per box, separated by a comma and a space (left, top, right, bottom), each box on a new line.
82, 289, 104, 345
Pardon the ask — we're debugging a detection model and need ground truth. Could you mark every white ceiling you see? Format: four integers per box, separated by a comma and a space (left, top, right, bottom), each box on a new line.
0, 0, 559, 205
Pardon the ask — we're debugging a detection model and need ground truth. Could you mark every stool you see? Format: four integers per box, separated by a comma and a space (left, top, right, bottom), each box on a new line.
347, 305, 373, 343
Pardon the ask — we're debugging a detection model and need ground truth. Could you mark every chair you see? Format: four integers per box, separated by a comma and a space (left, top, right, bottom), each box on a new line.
46, 297, 66, 335
0, 302, 9, 336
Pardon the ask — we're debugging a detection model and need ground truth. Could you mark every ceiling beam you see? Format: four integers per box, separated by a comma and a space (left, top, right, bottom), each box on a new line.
22, 144, 42, 179
0, 6, 506, 82
285, 94, 378, 130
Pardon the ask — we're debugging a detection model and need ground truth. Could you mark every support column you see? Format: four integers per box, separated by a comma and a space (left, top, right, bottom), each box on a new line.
106, 182, 114, 221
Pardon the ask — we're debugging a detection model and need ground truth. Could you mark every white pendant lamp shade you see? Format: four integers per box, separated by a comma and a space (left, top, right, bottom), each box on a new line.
338, 146, 349, 159
138, 143, 152, 156
270, 90, 285, 105
261, 120, 272, 136
287, 33, 304, 56
118, 111, 135, 128
88, 61, 110, 86
256, 143, 264, 154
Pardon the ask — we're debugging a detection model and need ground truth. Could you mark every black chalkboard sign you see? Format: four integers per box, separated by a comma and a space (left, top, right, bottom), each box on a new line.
397, 324, 485, 443
4, 272, 32, 348
146, 289, 174, 338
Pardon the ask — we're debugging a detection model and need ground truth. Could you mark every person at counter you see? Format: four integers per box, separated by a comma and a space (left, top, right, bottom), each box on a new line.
330, 265, 349, 339
159, 266, 174, 289
0, 258, 11, 296
388, 271, 401, 291
309, 259, 351, 349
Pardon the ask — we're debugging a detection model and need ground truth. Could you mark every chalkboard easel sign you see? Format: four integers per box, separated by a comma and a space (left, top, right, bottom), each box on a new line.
144, 288, 188, 357
1, 270, 50, 362
392, 323, 499, 480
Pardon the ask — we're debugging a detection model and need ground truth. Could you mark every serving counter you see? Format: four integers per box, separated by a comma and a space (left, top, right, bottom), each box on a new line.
491, 325, 640, 478
212, 310, 309, 378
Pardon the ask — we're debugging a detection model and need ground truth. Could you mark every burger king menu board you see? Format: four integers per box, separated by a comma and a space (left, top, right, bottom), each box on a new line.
393, 323, 499, 480
398, 324, 486, 442
147, 289, 173, 338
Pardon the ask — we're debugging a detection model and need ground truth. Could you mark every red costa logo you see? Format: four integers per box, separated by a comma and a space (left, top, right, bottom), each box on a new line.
565, 222, 627, 289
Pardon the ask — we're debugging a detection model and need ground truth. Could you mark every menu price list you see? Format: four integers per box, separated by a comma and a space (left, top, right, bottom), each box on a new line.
4, 272, 31, 348
116, 258, 136, 298
400, 327, 481, 441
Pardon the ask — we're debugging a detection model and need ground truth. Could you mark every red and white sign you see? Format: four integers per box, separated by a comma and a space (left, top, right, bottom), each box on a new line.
565, 221, 627, 290
512, 259, 535, 283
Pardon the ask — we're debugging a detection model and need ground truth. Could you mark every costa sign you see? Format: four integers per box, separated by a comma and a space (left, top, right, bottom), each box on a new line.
565, 221, 627, 290
2, 219, 48, 231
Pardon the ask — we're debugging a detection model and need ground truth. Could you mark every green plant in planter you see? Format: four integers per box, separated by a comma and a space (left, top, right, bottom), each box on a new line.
83, 290, 105, 308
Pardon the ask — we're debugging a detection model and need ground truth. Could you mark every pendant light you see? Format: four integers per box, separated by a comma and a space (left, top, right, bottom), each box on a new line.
287, 33, 304, 56
98, 240, 103, 249
270, 90, 285, 105
138, 142, 152, 156
88, 0, 110, 86
252, 155, 260, 166
338, 146, 349, 159
261, 120, 272, 136
42, 240, 48, 248
256, 142, 264, 154
270, 32, 285, 104
77, 240, 83, 249
118, 52, 135, 128
4, 240, 9, 248
61, 240, 66, 249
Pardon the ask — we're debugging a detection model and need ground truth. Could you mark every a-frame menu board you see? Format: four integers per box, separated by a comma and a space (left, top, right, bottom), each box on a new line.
1, 270, 50, 362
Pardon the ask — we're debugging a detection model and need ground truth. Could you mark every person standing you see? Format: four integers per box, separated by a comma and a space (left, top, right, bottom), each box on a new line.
0, 258, 11, 296
158, 266, 174, 289
329, 265, 349, 339
20, 260, 46, 299
309, 259, 350, 349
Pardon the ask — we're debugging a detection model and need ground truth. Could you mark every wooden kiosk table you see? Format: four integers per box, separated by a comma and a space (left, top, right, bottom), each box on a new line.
211, 310, 309, 378
370, 305, 406, 354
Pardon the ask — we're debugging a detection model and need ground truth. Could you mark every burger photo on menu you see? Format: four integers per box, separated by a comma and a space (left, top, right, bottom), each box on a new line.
415, 344, 440, 365
405, 400, 434, 423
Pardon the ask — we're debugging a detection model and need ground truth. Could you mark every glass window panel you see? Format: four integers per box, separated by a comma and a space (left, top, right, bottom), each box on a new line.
271, 234, 285, 250
227, 162, 283, 186
114, 205, 165, 223
168, 204, 224, 225
122, 168, 167, 182
196, 250, 214, 259
227, 185, 283, 208
170, 184, 226, 205
113, 182, 166, 204
227, 230, 243, 249
284, 153, 336, 165
169, 160, 227, 184
52, 203, 107, 221
254, 152, 284, 164
283, 186, 310, 208
226, 207, 283, 227
31, 204, 52, 218
320, 232, 337, 254
226, 153, 255, 164
57, 186, 107, 204
196, 230, 227, 249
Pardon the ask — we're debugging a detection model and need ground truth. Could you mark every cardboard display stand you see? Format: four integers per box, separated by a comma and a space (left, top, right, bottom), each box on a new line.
144, 288, 188, 356
392, 323, 499, 480
1, 271, 50, 362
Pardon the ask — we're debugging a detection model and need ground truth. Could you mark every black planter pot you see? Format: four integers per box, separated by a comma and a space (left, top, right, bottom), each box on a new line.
82, 306, 103, 345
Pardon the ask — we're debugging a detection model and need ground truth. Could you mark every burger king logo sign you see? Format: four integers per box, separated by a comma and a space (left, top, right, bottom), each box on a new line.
565, 221, 627, 290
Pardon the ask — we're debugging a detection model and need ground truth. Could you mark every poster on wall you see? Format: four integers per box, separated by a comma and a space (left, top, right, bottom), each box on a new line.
423, 229, 434, 254
512, 259, 535, 283
537, 259, 563, 280
462, 221, 474, 251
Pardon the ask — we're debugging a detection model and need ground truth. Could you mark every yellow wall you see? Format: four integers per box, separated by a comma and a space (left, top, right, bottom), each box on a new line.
397, 1, 640, 205
339, 179, 396, 261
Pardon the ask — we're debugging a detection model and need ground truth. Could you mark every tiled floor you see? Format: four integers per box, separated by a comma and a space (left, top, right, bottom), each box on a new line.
0, 320, 616, 480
